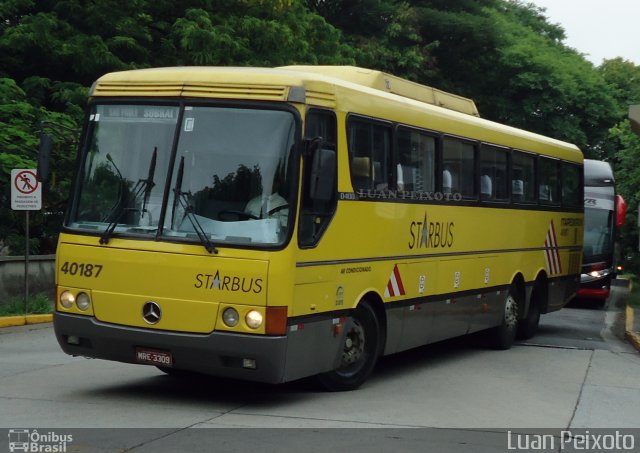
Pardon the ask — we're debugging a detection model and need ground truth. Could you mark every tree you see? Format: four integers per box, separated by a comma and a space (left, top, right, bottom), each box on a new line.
307, 0, 438, 81
0, 0, 354, 255
406, 1, 621, 155
600, 59, 640, 271
609, 120, 640, 271
0, 0, 636, 260
0, 77, 78, 254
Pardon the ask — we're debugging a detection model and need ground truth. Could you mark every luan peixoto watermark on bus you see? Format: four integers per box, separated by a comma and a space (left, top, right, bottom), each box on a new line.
507, 430, 635, 451
340, 189, 464, 202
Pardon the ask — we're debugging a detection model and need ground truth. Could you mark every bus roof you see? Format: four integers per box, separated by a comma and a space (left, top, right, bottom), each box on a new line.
278, 65, 480, 117
584, 159, 615, 186
92, 66, 582, 162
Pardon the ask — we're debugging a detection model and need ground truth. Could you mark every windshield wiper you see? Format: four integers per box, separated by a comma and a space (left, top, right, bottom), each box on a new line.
171, 156, 218, 254
99, 149, 157, 245
137, 146, 157, 213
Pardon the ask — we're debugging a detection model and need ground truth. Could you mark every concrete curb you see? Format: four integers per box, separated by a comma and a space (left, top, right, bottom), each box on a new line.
0, 314, 53, 328
625, 306, 640, 351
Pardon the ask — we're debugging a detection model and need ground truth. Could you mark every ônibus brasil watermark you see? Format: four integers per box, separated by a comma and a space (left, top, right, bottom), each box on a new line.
7, 429, 73, 453
508, 430, 635, 451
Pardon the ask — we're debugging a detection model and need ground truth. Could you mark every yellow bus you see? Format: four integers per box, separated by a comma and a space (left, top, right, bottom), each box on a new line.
43, 66, 583, 390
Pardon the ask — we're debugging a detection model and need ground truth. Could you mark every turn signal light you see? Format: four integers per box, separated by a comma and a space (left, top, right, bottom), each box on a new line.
265, 306, 288, 335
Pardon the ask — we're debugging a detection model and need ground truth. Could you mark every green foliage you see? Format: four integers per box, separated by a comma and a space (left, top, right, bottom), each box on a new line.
0, 78, 39, 162
599, 58, 640, 107
168, 3, 353, 66
0, 76, 78, 255
1, 0, 640, 264
600, 59, 640, 272
308, 0, 437, 81
0, 292, 53, 315
404, 1, 621, 154
609, 120, 640, 271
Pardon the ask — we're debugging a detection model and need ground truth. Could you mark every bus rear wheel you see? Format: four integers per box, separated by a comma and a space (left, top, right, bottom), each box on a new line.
490, 287, 519, 350
317, 301, 381, 391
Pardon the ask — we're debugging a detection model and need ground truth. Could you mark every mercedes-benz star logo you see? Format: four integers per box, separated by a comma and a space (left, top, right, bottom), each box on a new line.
142, 301, 162, 325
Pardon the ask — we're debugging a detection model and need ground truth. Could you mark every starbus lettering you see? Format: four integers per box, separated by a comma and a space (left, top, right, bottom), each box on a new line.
194, 271, 263, 293
408, 212, 454, 250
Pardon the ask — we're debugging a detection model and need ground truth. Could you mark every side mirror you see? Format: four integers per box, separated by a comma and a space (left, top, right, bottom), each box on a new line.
615, 195, 627, 228
309, 145, 336, 202
37, 132, 53, 183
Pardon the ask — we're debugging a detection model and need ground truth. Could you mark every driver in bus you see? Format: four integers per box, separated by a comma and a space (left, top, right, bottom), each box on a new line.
244, 177, 288, 225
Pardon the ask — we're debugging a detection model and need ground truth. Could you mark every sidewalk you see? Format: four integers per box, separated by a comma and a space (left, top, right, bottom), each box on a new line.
616, 277, 640, 351
625, 306, 640, 349
0, 313, 52, 328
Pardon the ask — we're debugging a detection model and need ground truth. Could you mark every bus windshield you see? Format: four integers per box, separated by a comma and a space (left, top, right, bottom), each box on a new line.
163, 106, 296, 246
583, 207, 614, 258
71, 104, 179, 236
69, 104, 297, 248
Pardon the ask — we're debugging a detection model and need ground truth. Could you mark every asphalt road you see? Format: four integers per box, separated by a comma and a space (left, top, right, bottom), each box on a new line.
1, 285, 639, 452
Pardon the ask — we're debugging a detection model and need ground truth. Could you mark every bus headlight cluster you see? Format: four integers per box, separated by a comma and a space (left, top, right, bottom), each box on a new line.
222, 308, 240, 327
221, 307, 264, 330
60, 290, 91, 311
245, 310, 263, 329
589, 268, 610, 278
581, 268, 611, 282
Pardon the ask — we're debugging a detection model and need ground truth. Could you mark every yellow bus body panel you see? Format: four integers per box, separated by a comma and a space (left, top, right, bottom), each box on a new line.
56, 235, 269, 333
293, 203, 582, 318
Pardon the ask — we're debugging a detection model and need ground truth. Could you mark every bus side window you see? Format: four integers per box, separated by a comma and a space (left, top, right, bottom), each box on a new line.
396, 127, 435, 192
562, 162, 582, 208
348, 117, 391, 191
480, 144, 508, 201
442, 137, 475, 198
512, 151, 536, 203
539, 157, 560, 205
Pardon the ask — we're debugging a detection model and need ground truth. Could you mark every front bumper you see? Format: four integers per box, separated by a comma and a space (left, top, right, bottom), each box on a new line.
54, 312, 342, 384
54, 312, 291, 383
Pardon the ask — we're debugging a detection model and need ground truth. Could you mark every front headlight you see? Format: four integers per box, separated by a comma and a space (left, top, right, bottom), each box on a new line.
589, 269, 610, 279
245, 310, 264, 329
76, 292, 91, 311
222, 308, 240, 327
60, 291, 75, 309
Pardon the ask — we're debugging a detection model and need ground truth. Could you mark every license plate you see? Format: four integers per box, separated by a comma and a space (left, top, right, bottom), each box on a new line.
135, 347, 173, 366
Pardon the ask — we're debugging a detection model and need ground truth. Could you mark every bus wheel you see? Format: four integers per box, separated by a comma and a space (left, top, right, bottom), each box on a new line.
517, 299, 540, 340
317, 301, 381, 391
490, 287, 519, 350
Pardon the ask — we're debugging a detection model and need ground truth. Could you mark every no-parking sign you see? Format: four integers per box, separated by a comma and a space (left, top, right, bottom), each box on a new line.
11, 169, 42, 210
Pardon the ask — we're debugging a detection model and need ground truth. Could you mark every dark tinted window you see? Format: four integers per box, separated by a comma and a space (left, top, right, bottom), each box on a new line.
539, 157, 560, 205
396, 127, 436, 192
348, 118, 392, 191
562, 162, 582, 208
512, 151, 536, 203
443, 138, 475, 198
480, 145, 508, 201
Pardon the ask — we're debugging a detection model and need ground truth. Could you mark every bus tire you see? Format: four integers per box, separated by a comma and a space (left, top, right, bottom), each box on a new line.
517, 299, 540, 340
317, 301, 381, 391
490, 286, 519, 350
